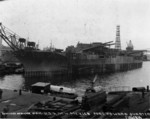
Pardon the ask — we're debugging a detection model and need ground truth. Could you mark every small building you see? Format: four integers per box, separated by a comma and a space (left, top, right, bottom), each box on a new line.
31, 82, 50, 94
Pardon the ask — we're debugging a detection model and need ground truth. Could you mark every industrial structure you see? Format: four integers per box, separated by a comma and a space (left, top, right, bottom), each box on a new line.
115, 25, 121, 50
0, 23, 144, 77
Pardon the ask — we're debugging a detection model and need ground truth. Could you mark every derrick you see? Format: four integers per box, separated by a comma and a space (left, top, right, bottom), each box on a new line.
0, 23, 29, 51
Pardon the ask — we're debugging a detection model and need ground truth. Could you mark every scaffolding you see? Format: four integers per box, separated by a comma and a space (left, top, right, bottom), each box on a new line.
115, 25, 121, 50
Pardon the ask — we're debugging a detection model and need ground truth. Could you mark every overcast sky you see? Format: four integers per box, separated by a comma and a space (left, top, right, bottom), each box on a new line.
0, 0, 150, 50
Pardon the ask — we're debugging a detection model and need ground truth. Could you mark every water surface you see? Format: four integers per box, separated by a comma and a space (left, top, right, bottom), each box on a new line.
0, 62, 150, 95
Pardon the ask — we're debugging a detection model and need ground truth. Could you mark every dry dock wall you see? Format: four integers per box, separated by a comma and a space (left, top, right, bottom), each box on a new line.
24, 56, 142, 77
72, 56, 142, 75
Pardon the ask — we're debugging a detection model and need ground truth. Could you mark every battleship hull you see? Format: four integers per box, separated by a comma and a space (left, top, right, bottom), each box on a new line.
14, 50, 143, 77
14, 50, 68, 76
12, 46, 143, 77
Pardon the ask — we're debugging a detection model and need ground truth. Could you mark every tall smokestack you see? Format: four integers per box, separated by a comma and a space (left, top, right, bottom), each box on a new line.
115, 25, 121, 50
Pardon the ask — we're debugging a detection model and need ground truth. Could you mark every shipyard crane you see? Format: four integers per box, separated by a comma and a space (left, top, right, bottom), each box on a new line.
103, 41, 114, 45
80, 41, 115, 53
0, 23, 31, 51
0, 23, 21, 51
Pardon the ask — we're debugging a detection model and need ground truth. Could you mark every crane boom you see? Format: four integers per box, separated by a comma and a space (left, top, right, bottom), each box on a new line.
91, 74, 98, 88
0, 23, 20, 51
92, 74, 98, 83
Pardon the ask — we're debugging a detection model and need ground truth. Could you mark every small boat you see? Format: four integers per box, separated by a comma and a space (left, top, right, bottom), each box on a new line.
0, 62, 24, 75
